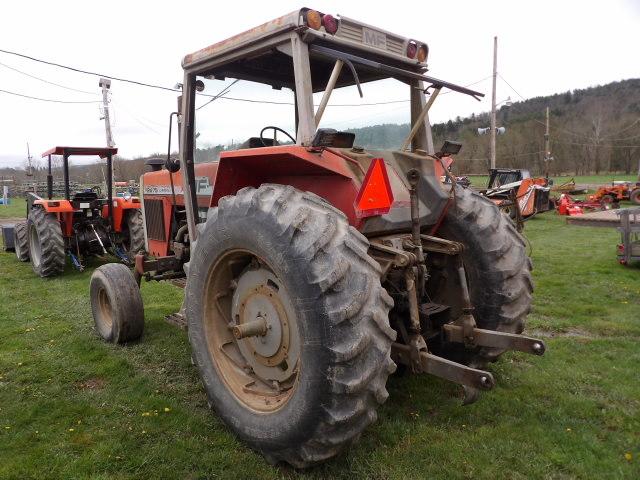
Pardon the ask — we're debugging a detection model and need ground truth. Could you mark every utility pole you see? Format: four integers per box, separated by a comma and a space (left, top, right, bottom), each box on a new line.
490, 36, 498, 169
99, 78, 115, 148
26, 142, 34, 176
544, 106, 551, 179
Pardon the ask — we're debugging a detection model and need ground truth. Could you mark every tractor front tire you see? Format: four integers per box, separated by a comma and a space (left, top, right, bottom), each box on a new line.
122, 209, 145, 261
90, 263, 144, 343
14, 221, 29, 262
427, 185, 533, 367
185, 184, 395, 468
27, 207, 65, 277
630, 188, 640, 205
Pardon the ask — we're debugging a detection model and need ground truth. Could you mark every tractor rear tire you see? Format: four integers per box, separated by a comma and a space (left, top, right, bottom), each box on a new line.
90, 263, 144, 343
27, 207, 65, 277
14, 221, 29, 262
630, 188, 640, 205
427, 185, 533, 367
185, 184, 395, 468
122, 209, 145, 260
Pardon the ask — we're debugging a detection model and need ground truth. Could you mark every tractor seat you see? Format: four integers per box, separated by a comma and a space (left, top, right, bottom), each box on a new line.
239, 137, 280, 149
72, 190, 99, 202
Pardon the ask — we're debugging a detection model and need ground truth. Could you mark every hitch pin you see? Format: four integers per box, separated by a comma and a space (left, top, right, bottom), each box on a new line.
90, 224, 108, 255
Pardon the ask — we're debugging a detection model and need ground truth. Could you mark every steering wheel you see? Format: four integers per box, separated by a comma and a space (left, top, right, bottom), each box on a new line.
259, 126, 296, 147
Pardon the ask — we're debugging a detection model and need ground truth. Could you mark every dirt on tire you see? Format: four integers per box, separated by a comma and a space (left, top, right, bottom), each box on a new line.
122, 209, 145, 260
185, 184, 396, 468
14, 221, 30, 262
90, 263, 144, 343
426, 185, 533, 366
27, 207, 65, 277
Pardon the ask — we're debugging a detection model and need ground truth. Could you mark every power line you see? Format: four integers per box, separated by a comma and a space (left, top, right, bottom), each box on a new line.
0, 47, 179, 93
555, 140, 640, 148
0, 60, 97, 95
196, 79, 240, 110
0, 87, 101, 104
460, 150, 544, 162
0, 47, 490, 108
498, 74, 526, 102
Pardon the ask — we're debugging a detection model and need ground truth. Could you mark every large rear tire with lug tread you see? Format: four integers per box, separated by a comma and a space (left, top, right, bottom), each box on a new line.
90, 263, 144, 343
185, 184, 396, 468
121, 209, 145, 260
27, 207, 65, 277
14, 221, 29, 262
630, 188, 640, 205
427, 185, 533, 367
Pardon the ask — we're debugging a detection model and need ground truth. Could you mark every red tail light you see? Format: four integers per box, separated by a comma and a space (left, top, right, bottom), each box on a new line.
407, 41, 418, 59
354, 158, 394, 218
322, 14, 339, 34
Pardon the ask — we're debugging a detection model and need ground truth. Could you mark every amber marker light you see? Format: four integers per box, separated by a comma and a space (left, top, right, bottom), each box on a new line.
306, 10, 322, 30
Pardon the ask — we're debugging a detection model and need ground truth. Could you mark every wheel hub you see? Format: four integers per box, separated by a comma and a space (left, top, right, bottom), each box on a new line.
231, 268, 299, 383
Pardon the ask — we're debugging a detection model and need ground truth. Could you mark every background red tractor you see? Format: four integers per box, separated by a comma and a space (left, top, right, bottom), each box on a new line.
89, 9, 545, 468
587, 181, 640, 207
13, 146, 144, 277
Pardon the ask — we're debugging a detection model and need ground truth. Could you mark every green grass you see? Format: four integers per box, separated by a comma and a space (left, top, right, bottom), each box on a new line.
0, 197, 27, 219
0, 213, 639, 479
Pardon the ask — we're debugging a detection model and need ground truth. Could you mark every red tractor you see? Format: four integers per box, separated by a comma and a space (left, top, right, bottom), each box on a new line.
13, 146, 144, 277
588, 181, 640, 207
90, 9, 544, 467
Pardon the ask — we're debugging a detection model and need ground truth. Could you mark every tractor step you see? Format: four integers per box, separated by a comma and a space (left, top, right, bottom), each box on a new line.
443, 324, 546, 356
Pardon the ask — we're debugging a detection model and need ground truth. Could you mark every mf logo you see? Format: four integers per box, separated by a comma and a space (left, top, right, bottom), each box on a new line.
362, 27, 387, 49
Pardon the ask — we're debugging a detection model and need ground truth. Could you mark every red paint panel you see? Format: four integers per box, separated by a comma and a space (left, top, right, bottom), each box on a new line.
35, 199, 75, 213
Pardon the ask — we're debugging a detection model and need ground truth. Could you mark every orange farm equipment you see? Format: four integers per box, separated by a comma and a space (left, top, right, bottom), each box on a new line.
482, 168, 552, 219
588, 181, 640, 206
12, 146, 144, 277
88, 8, 545, 467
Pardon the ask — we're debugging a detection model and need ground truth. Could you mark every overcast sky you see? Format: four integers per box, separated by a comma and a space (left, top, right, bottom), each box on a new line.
0, 0, 638, 168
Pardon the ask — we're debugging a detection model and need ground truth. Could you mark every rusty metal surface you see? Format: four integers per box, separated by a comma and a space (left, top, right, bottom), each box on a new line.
392, 343, 495, 391
443, 324, 546, 356
182, 11, 300, 69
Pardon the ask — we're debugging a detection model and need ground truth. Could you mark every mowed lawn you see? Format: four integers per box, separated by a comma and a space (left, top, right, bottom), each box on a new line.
0, 204, 639, 479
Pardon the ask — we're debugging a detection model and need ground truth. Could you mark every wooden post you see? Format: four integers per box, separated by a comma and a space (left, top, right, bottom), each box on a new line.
544, 106, 551, 179
490, 36, 497, 169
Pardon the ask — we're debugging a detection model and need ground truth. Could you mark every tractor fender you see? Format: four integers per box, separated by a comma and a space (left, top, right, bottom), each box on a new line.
212, 147, 362, 225
211, 146, 449, 233
102, 197, 141, 232
33, 199, 75, 213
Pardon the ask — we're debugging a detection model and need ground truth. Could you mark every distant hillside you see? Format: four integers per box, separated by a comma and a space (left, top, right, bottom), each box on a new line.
346, 78, 640, 176
3, 79, 638, 188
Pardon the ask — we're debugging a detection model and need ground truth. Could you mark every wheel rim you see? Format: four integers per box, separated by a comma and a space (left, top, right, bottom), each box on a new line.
203, 250, 300, 413
29, 225, 42, 268
97, 287, 114, 331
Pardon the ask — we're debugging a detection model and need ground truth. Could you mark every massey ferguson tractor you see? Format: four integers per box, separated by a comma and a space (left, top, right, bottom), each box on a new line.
90, 9, 545, 467
13, 146, 144, 277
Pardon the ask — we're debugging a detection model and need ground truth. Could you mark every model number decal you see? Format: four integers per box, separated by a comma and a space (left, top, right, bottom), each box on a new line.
143, 176, 212, 197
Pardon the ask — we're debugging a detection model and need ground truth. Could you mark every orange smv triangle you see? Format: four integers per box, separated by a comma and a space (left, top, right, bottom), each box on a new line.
354, 158, 394, 218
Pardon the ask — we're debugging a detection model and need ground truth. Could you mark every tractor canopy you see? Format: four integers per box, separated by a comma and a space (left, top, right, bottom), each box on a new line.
176, 8, 484, 241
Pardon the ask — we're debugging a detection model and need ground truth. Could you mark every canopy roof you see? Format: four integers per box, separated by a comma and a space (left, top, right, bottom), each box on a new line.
41, 146, 118, 158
